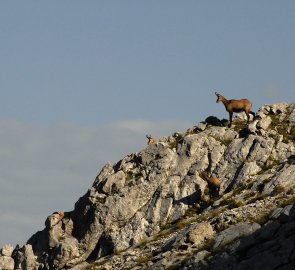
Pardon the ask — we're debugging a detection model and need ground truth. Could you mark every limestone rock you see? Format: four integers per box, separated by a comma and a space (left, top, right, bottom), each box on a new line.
92, 162, 114, 188
0, 245, 14, 270
51, 237, 80, 269
263, 165, 295, 195
187, 222, 216, 247
209, 205, 295, 270
0, 245, 14, 257
158, 222, 215, 254
68, 262, 90, 270
0, 256, 14, 270
271, 141, 295, 162
257, 115, 272, 130
212, 223, 261, 251
195, 121, 207, 131
101, 170, 125, 194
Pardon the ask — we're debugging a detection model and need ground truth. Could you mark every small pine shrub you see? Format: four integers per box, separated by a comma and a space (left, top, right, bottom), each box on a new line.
272, 185, 286, 195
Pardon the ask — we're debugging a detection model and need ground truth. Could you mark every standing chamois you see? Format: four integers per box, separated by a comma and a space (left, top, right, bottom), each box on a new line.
146, 134, 157, 145
215, 92, 255, 127
200, 171, 221, 198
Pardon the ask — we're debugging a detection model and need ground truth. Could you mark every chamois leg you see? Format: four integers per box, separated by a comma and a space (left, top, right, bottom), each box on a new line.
228, 112, 233, 127
245, 111, 250, 123
210, 186, 220, 198
215, 186, 220, 197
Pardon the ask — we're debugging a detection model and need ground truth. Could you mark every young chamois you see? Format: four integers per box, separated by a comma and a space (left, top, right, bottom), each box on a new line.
146, 134, 157, 145
215, 92, 255, 127
200, 171, 221, 198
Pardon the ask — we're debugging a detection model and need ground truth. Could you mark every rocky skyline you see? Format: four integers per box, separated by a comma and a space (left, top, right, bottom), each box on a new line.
1, 102, 295, 269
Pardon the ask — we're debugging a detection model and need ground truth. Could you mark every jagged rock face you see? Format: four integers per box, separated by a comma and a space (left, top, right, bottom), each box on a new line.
1, 102, 295, 270
207, 205, 295, 270
11, 245, 38, 270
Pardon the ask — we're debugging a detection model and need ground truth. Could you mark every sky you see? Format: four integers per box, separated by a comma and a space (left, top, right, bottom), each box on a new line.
0, 1, 294, 247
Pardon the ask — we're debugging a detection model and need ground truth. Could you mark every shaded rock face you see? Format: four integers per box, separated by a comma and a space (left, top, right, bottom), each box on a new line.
208, 204, 295, 270
1, 102, 295, 270
212, 222, 261, 251
11, 245, 38, 270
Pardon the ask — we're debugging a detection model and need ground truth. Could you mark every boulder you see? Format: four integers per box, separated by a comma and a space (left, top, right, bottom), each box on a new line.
0, 245, 14, 257
263, 165, 295, 195
0, 256, 14, 270
158, 222, 215, 254
257, 116, 272, 130
212, 223, 261, 251
187, 222, 216, 247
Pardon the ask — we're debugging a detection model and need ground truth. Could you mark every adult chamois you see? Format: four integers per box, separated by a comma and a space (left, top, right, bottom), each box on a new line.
200, 171, 221, 198
215, 92, 255, 127
146, 134, 157, 145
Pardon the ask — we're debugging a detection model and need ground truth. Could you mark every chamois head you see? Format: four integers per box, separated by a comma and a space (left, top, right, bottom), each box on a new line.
215, 92, 223, 103
146, 134, 157, 145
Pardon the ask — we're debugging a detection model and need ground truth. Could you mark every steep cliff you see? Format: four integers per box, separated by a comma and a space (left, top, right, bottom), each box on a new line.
1, 102, 295, 270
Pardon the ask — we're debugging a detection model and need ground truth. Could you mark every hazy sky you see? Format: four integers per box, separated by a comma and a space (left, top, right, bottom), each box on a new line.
0, 1, 294, 247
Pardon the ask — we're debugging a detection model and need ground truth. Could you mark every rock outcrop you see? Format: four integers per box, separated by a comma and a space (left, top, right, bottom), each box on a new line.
1, 102, 295, 270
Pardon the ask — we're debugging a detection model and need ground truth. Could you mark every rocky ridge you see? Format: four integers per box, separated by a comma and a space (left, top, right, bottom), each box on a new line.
1, 102, 295, 270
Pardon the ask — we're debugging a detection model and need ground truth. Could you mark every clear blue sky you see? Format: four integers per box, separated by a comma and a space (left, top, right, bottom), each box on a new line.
0, 1, 294, 247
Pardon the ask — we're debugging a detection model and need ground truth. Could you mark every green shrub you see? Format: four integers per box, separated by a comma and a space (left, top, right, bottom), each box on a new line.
272, 185, 286, 195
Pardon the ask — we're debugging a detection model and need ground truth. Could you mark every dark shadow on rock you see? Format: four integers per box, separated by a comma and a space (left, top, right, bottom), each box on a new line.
72, 196, 98, 241
205, 116, 227, 127
288, 155, 295, 165
224, 163, 244, 193
87, 233, 114, 261
209, 187, 220, 199
27, 229, 49, 258
238, 128, 252, 138
113, 155, 141, 172
286, 204, 295, 221
174, 187, 202, 206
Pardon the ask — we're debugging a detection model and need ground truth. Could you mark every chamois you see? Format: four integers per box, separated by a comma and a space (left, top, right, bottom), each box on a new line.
200, 171, 221, 197
215, 92, 255, 127
146, 134, 157, 145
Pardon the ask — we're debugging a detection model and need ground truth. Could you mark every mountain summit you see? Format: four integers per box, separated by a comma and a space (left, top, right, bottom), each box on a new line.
1, 102, 295, 270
